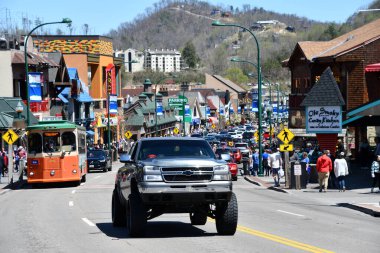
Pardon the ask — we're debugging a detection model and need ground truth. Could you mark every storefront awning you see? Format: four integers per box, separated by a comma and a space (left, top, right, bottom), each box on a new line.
86, 130, 95, 136
77, 91, 93, 103
365, 63, 380, 72
343, 99, 380, 126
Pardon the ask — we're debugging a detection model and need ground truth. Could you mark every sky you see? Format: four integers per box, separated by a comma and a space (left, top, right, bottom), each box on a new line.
0, 0, 375, 35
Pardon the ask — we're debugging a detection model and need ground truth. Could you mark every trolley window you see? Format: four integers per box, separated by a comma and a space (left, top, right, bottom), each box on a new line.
78, 133, 86, 154
62, 131, 76, 152
28, 133, 42, 154
43, 132, 61, 153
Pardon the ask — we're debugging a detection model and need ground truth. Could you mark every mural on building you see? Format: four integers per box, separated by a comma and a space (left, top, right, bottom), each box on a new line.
34, 39, 113, 56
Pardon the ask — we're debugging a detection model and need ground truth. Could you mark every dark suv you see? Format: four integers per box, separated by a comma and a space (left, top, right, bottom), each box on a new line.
87, 149, 112, 172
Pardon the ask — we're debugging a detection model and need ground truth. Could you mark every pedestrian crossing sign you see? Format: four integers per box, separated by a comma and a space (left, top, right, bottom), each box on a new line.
2, 129, 19, 145
280, 144, 293, 152
124, 131, 132, 139
277, 127, 294, 144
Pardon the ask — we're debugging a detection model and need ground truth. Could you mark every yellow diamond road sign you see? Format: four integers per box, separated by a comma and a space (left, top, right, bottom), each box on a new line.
212, 124, 216, 129
280, 144, 293, 152
125, 131, 132, 139
173, 128, 179, 135
277, 127, 294, 144
3, 129, 19, 145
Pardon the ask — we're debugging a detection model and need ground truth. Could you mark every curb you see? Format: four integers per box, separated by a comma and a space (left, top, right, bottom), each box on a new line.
244, 176, 289, 193
338, 203, 380, 217
244, 176, 262, 186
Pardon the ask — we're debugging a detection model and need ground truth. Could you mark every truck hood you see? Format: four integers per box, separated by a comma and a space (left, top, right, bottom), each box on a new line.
141, 158, 226, 167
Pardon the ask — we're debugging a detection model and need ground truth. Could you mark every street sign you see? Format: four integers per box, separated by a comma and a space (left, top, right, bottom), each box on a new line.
280, 144, 293, 152
124, 131, 132, 139
277, 127, 294, 144
294, 164, 302, 176
173, 127, 179, 135
211, 124, 216, 129
168, 97, 188, 106
2, 129, 19, 145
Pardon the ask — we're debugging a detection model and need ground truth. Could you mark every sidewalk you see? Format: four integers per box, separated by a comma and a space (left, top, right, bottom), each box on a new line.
0, 170, 27, 194
244, 165, 380, 217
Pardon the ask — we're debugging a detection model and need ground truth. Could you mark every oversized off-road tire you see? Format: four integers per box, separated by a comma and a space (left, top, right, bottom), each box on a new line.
215, 192, 238, 235
190, 211, 207, 225
126, 193, 147, 237
112, 189, 126, 227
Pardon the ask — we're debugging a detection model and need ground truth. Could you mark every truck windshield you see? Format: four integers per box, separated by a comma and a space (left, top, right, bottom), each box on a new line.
138, 139, 215, 160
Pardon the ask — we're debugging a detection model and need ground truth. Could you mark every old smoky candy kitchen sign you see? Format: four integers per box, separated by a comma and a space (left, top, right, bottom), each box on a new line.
306, 106, 342, 133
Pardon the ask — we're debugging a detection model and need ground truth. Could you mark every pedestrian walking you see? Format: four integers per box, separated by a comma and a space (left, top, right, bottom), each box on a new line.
269, 147, 282, 187
316, 150, 333, 192
0, 153, 5, 178
301, 152, 310, 184
263, 149, 270, 176
251, 149, 259, 176
334, 152, 349, 192
370, 155, 380, 193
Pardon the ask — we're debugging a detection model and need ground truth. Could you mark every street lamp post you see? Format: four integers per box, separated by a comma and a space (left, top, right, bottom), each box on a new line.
181, 82, 188, 136
24, 18, 72, 126
227, 57, 263, 176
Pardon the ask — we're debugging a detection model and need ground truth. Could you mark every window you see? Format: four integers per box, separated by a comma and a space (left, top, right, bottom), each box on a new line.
62, 131, 76, 152
43, 132, 61, 153
78, 133, 86, 154
28, 133, 42, 153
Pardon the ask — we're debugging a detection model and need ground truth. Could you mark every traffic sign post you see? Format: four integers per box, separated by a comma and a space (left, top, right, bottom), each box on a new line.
173, 127, 179, 135
276, 127, 295, 189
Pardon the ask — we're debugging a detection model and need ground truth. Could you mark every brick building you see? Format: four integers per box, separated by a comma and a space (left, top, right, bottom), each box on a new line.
283, 19, 380, 154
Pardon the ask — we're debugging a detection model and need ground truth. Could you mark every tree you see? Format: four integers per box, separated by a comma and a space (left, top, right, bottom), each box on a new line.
224, 67, 249, 84
182, 41, 200, 69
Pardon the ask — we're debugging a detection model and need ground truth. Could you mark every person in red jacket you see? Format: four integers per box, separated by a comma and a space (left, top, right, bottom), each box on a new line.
316, 149, 333, 192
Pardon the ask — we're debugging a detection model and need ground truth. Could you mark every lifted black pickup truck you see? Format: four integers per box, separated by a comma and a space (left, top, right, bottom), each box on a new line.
112, 137, 238, 237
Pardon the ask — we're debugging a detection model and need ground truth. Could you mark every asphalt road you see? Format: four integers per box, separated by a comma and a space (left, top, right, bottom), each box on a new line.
0, 163, 379, 253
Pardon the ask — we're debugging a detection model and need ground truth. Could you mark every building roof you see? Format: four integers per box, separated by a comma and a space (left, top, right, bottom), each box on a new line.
11, 49, 59, 67
300, 67, 345, 107
294, 18, 380, 62
0, 97, 38, 129
212, 75, 247, 93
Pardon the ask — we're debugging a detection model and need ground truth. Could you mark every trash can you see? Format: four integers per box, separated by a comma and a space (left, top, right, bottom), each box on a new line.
290, 161, 308, 189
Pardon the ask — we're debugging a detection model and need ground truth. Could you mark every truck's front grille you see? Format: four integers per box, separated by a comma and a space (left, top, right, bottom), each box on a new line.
160, 167, 214, 182
161, 167, 213, 172
163, 174, 213, 182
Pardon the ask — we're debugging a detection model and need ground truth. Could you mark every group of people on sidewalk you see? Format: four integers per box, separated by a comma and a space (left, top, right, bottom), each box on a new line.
249, 147, 284, 187
0, 146, 26, 180
316, 150, 349, 192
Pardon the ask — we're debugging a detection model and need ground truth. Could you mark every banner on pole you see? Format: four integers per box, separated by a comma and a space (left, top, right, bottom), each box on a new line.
29, 72, 42, 102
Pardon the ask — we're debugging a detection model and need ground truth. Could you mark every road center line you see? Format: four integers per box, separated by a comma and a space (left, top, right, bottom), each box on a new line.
277, 209, 305, 217
71, 190, 76, 194
81, 218, 96, 227
69, 201, 74, 207
208, 218, 333, 253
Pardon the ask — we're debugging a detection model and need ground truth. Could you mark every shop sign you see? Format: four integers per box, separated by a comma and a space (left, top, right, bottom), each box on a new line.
306, 106, 342, 133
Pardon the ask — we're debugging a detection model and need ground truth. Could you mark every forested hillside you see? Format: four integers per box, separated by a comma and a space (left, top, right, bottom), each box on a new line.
108, 0, 380, 85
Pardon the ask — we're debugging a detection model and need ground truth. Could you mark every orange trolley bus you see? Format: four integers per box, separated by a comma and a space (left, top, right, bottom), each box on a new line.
26, 120, 87, 185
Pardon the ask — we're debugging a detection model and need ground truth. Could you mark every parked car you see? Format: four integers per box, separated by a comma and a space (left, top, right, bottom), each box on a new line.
215, 147, 234, 162
230, 148, 242, 164
87, 149, 112, 172
227, 162, 238, 181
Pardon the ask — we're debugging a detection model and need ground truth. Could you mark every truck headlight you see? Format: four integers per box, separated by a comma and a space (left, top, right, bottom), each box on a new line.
213, 174, 231, 181
143, 165, 161, 174
213, 165, 230, 181
213, 165, 229, 173
143, 175, 163, 182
